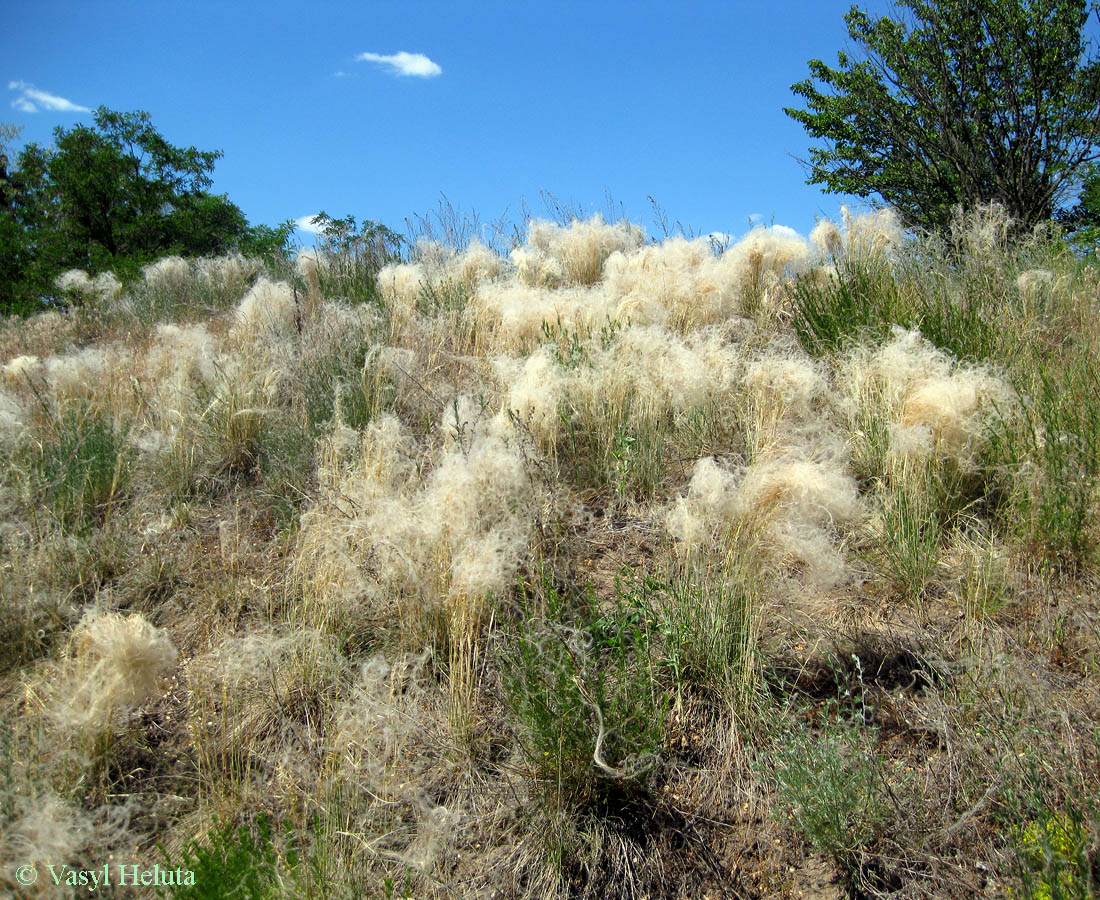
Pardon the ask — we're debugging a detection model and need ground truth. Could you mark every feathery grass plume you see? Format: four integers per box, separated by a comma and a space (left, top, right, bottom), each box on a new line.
376, 259, 427, 320
665, 456, 742, 552
949, 200, 1014, 258
495, 345, 567, 445
512, 215, 647, 288
1016, 268, 1057, 314
44, 609, 177, 735
331, 651, 461, 878
295, 412, 421, 628
0, 311, 75, 365
734, 455, 862, 528
186, 627, 346, 787
603, 236, 739, 329
471, 282, 617, 352
278, 299, 385, 434
195, 353, 286, 480
376, 239, 505, 337
839, 327, 1013, 472
719, 225, 813, 313
44, 346, 111, 402
1015, 267, 1055, 295
895, 370, 1012, 466
0, 792, 89, 898
741, 348, 833, 460
198, 252, 259, 287
1, 353, 44, 385
0, 389, 26, 443
594, 324, 742, 415
145, 323, 220, 389
296, 409, 535, 730
295, 247, 325, 313
188, 253, 263, 312
142, 255, 192, 289
744, 351, 829, 422
810, 218, 844, 258
230, 277, 299, 340
92, 271, 122, 302
667, 452, 861, 587
841, 205, 904, 259
54, 269, 94, 295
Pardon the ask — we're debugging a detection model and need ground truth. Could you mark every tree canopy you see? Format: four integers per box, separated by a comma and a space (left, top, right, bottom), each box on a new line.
0, 108, 290, 313
785, 0, 1100, 232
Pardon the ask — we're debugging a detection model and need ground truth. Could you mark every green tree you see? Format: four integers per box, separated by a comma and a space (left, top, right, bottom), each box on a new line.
0, 108, 289, 313
785, 0, 1100, 232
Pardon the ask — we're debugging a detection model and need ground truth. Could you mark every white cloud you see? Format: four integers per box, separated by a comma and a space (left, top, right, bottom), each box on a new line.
356, 51, 442, 78
770, 224, 801, 239
295, 214, 325, 235
747, 213, 764, 224
8, 80, 90, 113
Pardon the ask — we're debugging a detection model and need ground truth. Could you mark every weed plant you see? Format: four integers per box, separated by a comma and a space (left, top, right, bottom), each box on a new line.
502, 580, 666, 812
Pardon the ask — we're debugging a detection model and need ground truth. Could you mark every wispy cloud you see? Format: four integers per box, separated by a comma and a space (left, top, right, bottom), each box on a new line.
356, 51, 442, 78
295, 214, 325, 235
8, 80, 90, 113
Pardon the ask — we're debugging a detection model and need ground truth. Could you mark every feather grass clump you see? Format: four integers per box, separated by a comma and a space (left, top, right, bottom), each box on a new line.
839, 327, 1013, 471
330, 650, 460, 875
511, 215, 646, 288
231, 277, 298, 340
603, 236, 738, 329
667, 451, 862, 587
43, 610, 177, 735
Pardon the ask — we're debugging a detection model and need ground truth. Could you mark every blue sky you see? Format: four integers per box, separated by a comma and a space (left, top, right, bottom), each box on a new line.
3, 0, 886, 247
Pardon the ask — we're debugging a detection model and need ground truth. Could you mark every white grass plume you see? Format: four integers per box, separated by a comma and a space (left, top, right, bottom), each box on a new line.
46, 610, 177, 734
603, 236, 739, 329
142, 255, 191, 288
512, 215, 646, 288
331, 650, 460, 875
231, 277, 298, 339
839, 326, 1013, 470
667, 452, 862, 587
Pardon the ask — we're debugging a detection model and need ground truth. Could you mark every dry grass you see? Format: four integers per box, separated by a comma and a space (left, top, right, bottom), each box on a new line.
0, 207, 1097, 899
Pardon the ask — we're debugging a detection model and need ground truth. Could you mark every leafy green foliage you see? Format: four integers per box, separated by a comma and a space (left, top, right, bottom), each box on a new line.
158, 815, 287, 900
793, 258, 997, 362
0, 108, 291, 313
792, 262, 903, 355
786, 1, 1100, 231
308, 211, 404, 306
766, 701, 895, 887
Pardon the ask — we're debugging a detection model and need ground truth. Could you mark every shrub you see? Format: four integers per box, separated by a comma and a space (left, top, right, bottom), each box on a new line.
502, 581, 665, 811
765, 702, 895, 889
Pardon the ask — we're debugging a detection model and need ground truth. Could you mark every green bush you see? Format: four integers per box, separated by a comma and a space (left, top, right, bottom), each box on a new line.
793, 257, 998, 363
765, 702, 894, 886
502, 580, 665, 811
792, 260, 904, 357
158, 815, 285, 900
